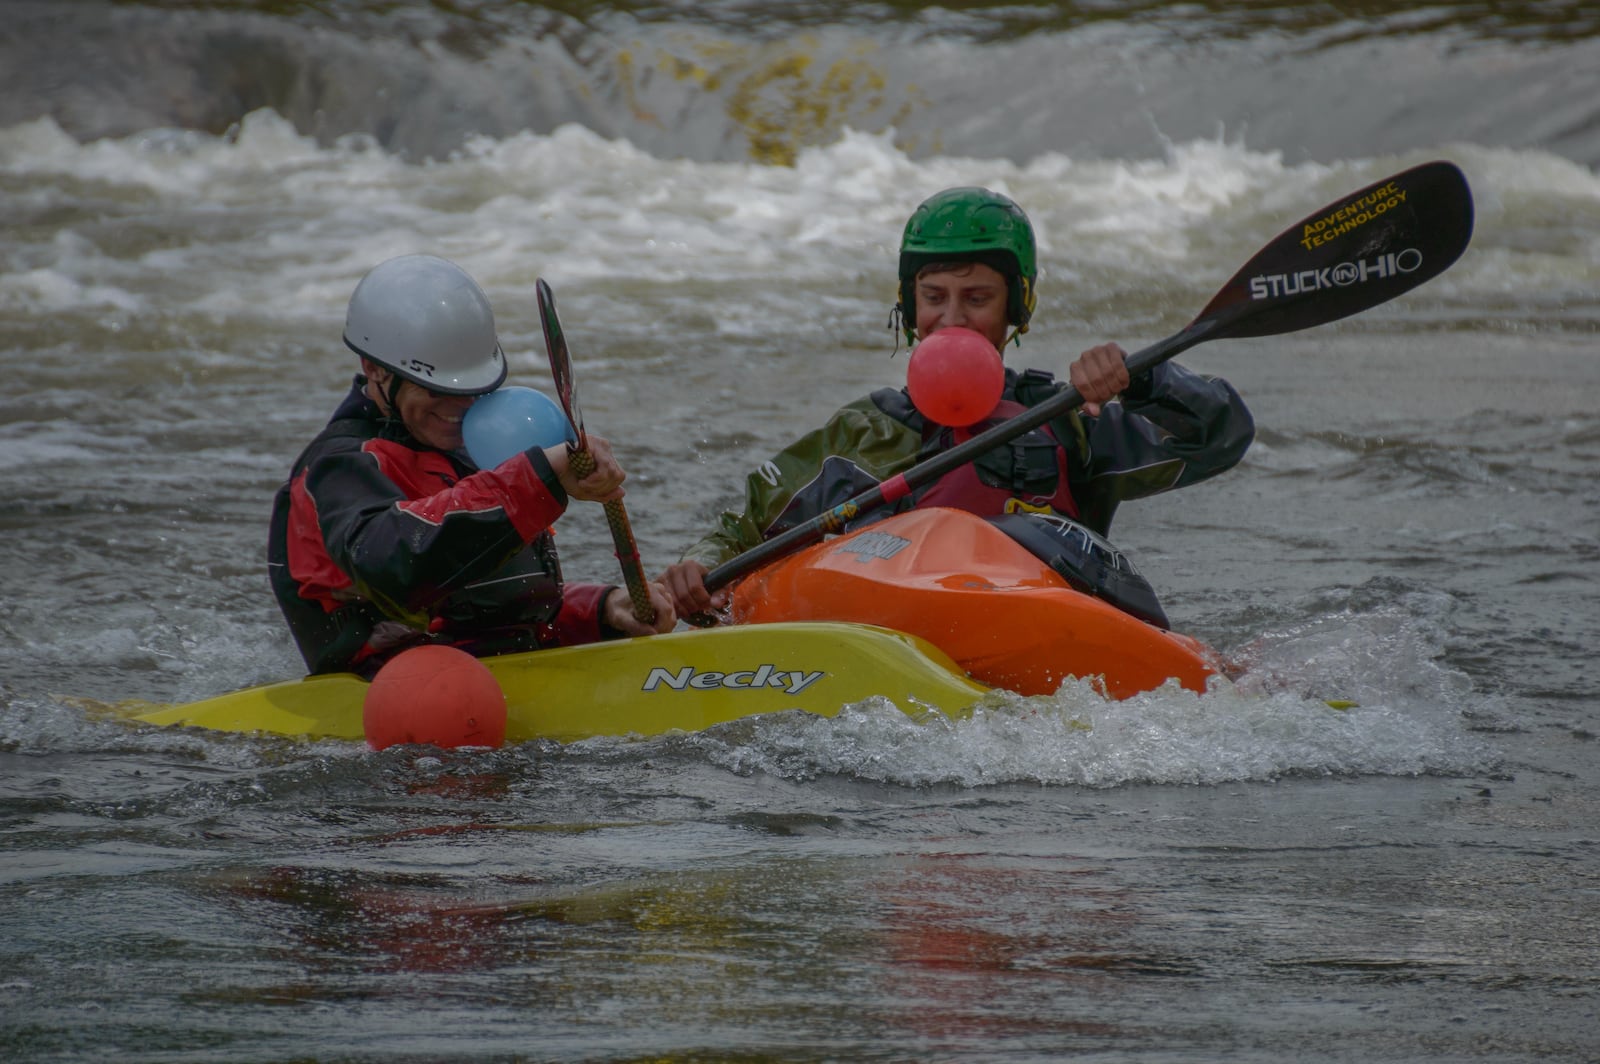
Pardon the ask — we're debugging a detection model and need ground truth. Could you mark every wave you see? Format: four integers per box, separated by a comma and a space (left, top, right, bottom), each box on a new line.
2, 111, 1595, 355
5, 0, 1600, 167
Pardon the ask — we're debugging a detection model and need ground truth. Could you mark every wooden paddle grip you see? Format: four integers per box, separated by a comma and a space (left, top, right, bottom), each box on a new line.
567, 447, 597, 479
603, 499, 657, 624
567, 445, 657, 625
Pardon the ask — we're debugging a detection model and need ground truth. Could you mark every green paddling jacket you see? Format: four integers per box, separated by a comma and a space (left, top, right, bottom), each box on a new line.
679, 361, 1254, 570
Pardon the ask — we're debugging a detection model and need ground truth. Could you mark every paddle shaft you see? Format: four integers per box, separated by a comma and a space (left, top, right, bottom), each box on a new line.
705, 161, 1475, 592
565, 445, 657, 624
537, 279, 657, 625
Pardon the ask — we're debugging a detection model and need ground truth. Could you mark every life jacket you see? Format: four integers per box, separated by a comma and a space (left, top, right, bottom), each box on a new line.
875, 390, 1079, 521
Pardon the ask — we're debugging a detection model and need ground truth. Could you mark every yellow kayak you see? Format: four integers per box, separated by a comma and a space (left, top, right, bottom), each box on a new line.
122, 622, 989, 743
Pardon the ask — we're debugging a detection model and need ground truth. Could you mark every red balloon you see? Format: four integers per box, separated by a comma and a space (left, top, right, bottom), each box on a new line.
363, 644, 507, 751
906, 327, 1004, 427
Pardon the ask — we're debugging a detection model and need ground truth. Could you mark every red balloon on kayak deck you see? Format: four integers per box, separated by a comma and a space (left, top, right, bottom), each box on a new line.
363, 645, 507, 751
906, 327, 1004, 428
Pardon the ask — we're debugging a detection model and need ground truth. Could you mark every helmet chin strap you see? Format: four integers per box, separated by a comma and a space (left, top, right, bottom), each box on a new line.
363, 362, 408, 432
384, 376, 405, 427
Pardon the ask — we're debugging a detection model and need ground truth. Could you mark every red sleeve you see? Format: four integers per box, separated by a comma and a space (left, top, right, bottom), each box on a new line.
394, 448, 567, 542
545, 582, 615, 646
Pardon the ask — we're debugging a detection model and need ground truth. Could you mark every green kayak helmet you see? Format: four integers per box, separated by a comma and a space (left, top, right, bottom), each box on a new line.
897, 186, 1038, 344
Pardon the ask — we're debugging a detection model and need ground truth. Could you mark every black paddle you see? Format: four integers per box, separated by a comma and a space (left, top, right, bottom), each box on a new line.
537, 279, 657, 625
706, 159, 1475, 591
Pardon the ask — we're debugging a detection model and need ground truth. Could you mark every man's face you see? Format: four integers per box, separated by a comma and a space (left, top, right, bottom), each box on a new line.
393, 379, 476, 452
913, 261, 1011, 351
365, 362, 477, 451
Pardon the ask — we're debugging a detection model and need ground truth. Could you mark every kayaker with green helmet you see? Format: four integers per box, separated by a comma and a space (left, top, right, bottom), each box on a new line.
268, 253, 674, 677
660, 186, 1254, 617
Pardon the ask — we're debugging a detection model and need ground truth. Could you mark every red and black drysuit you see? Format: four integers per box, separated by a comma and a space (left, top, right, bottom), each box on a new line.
268, 377, 616, 676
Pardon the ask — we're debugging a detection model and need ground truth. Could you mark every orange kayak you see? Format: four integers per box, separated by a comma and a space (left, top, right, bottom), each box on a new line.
731, 508, 1223, 699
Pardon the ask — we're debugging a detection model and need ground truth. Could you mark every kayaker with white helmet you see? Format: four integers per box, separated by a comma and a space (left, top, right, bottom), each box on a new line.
661, 186, 1255, 617
268, 254, 673, 677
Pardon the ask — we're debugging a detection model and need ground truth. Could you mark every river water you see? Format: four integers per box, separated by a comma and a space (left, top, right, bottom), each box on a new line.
2, 2, 1598, 1061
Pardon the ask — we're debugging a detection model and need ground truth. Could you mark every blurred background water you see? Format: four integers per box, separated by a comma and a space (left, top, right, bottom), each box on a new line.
2, 2, 1597, 1060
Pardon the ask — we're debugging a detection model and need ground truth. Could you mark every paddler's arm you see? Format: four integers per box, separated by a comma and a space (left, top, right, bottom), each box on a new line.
301, 447, 557, 624
660, 396, 923, 616
306, 436, 626, 619
1029, 359, 1254, 534
544, 581, 677, 643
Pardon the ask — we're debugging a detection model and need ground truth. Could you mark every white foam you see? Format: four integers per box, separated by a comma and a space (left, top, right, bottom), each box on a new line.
3, 112, 1590, 335
670, 591, 1497, 789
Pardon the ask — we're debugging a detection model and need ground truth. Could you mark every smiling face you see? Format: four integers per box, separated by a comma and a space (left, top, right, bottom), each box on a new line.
362, 360, 478, 451
913, 261, 1012, 351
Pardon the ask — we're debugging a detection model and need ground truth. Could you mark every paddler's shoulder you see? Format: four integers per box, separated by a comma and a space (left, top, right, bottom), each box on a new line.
865, 385, 916, 422
789, 389, 920, 450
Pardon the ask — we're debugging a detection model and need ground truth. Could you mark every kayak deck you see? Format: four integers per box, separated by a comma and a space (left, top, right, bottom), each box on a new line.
732, 508, 1223, 699
124, 622, 990, 742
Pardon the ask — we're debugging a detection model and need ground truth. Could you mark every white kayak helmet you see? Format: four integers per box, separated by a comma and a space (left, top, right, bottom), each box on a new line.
343, 254, 508, 395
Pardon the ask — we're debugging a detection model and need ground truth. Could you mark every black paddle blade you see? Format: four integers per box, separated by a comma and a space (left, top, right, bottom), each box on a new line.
1197, 160, 1474, 340
536, 278, 586, 445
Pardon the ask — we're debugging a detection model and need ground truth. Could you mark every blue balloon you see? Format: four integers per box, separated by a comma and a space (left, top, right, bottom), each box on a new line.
462, 386, 577, 470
